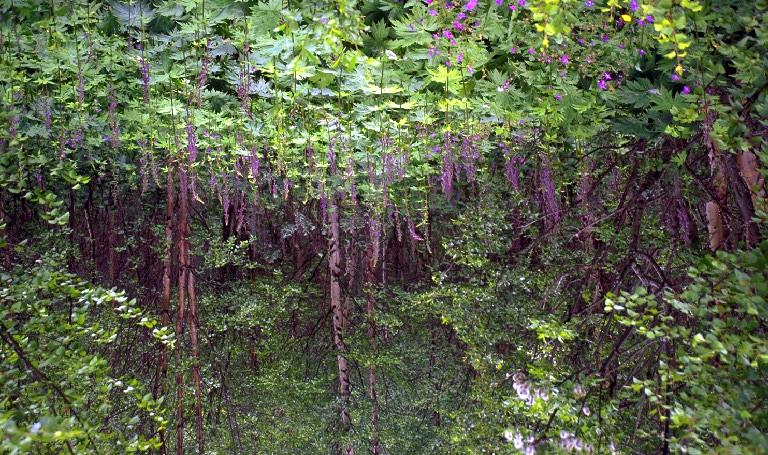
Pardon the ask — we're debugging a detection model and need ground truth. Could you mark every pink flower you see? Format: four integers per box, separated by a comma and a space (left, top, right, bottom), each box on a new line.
465, 0, 477, 10
598, 79, 607, 90
560, 54, 570, 65
682, 85, 691, 95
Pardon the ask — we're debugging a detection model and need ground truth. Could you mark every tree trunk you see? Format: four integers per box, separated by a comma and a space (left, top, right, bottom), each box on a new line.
155, 165, 175, 455
178, 167, 204, 454
365, 217, 382, 455
329, 195, 352, 452
175, 167, 188, 455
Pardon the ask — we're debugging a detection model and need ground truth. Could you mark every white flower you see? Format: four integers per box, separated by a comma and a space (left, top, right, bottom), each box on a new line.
582, 406, 591, 416
573, 383, 586, 398
513, 432, 524, 449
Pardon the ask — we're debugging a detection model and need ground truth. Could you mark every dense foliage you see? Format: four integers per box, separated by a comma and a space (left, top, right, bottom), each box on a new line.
1, 0, 767, 453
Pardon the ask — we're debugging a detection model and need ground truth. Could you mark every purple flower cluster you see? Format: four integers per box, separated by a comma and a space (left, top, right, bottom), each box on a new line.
440, 133, 456, 197
637, 15, 654, 26
559, 431, 594, 452
76, 71, 86, 104
460, 135, 480, 181
139, 57, 150, 103
505, 153, 525, 191
327, 140, 338, 175
64, 127, 84, 150
597, 71, 612, 90
185, 122, 197, 162
538, 159, 561, 228
34, 97, 52, 132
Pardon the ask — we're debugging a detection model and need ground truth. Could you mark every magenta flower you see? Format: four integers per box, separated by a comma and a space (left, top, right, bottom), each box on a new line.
428, 8, 438, 15
456, 52, 464, 64
496, 0, 504, 5
598, 79, 608, 90
682, 85, 691, 95
465, 0, 478, 10
518, 0, 526, 6
560, 54, 570, 65
554, 93, 562, 101
584, 0, 594, 6
452, 20, 465, 31
671, 73, 680, 81
528, 48, 536, 55
603, 72, 612, 80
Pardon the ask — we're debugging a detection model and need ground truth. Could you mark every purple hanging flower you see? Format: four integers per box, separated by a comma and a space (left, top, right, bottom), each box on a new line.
64, 127, 84, 150
460, 135, 480, 181
34, 97, 53, 132
441, 133, 455, 197
185, 122, 197, 162
76, 71, 86, 104
539, 159, 561, 228
505, 154, 525, 191
139, 57, 150, 103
